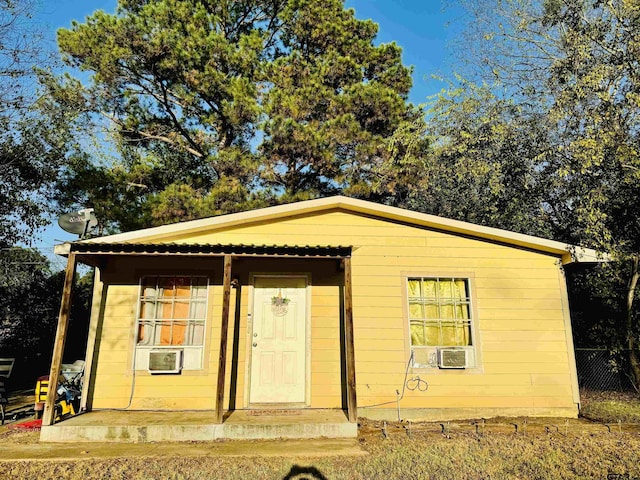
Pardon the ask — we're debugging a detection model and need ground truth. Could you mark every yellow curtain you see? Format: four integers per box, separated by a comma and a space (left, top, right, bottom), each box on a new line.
440, 278, 470, 346
409, 278, 471, 347
409, 279, 425, 345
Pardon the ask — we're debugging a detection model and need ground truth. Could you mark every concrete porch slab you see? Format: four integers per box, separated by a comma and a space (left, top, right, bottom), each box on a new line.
39, 409, 357, 443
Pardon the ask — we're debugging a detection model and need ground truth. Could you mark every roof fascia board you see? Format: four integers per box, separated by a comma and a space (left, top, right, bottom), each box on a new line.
342, 200, 602, 262
54, 243, 71, 256
80, 199, 339, 245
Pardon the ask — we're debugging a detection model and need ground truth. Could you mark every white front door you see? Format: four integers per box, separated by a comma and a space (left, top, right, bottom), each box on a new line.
250, 276, 307, 404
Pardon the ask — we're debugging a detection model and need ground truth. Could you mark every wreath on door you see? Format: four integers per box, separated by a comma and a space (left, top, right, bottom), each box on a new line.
271, 289, 290, 316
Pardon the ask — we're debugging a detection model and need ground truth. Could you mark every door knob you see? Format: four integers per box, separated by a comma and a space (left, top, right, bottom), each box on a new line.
253, 342, 257, 347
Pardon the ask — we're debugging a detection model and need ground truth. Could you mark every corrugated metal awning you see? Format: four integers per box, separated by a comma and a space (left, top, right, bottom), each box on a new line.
66, 242, 351, 259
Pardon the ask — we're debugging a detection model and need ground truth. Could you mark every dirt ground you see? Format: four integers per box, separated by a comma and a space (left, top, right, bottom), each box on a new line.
2, 389, 640, 479
2, 411, 637, 461
1, 416, 639, 470
0, 418, 638, 479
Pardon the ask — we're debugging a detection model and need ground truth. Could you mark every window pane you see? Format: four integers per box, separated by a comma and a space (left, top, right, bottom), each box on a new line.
425, 324, 440, 345
160, 321, 172, 345
172, 320, 187, 345
454, 279, 468, 299
192, 323, 204, 345
153, 322, 163, 345
140, 301, 156, 319
456, 303, 470, 320
409, 302, 423, 319
440, 303, 455, 319
438, 279, 453, 298
440, 321, 472, 346
441, 322, 457, 345
410, 322, 426, 346
408, 279, 421, 297
461, 323, 472, 345
158, 301, 173, 319
143, 287, 157, 298
424, 304, 438, 319
174, 301, 190, 319
423, 279, 437, 298
137, 321, 150, 345
192, 301, 206, 319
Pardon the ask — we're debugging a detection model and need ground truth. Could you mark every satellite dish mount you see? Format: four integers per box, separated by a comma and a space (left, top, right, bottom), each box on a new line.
58, 208, 99, 239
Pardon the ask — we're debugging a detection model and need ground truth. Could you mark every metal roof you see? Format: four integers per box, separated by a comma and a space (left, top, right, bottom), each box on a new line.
67, 196, 602, 264
67, 242, 352, 258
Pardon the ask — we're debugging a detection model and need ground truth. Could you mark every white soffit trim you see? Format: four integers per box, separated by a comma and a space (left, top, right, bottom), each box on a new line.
53, 243, 71, 256
71, 196, 601, 263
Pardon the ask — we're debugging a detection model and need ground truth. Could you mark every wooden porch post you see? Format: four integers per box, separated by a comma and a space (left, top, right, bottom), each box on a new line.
215, 255, 233, 424
42, 252, 77, 426
343, 256, 357, 422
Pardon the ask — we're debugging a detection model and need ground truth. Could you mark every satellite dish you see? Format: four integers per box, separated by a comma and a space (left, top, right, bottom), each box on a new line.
58, 208, 98, 238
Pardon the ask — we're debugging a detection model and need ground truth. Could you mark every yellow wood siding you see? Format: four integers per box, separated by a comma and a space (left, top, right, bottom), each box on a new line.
88, 209, 577, 418
309, 284, 342, 408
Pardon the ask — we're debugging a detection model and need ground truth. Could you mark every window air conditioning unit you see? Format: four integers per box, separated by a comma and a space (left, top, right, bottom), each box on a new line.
437, 348, 471, 369
148, 350, 183, 374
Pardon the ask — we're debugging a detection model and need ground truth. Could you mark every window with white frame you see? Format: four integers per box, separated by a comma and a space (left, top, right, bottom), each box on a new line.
136, 276, 208, 348
407, 277, 475, 367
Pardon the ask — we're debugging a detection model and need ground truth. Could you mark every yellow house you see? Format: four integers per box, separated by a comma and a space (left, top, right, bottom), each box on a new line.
43, 196, 599, 439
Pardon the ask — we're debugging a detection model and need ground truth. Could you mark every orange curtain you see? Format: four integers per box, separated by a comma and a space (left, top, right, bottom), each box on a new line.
139, 276, 198, 346
172, 282, 189, 344
171, 302, 189, 345
159, 278, 190, 345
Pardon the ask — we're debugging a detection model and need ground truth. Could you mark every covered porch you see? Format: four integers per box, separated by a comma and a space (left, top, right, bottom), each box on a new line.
43, 242, 358, 440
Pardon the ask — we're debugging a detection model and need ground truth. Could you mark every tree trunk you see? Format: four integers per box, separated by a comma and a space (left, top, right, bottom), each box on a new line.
625, 254, 640, 392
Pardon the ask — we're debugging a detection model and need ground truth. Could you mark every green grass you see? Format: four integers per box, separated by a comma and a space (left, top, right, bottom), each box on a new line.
580, 390, 640, 423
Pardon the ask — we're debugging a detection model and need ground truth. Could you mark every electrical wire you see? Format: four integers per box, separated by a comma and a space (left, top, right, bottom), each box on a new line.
360, 351, 428, 408
406, 376, 429, 392
94, 345, 137, 412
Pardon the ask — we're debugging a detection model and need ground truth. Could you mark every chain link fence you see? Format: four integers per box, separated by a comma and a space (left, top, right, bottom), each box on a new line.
575, 348, 635, 392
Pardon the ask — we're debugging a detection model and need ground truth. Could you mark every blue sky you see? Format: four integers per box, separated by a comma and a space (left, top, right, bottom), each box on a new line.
39, 0, 461, 102
347, 0, 462, 103
34, 0, 462, 264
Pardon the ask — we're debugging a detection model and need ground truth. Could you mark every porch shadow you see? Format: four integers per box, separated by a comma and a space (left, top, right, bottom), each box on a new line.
339, 284, 348, 411
228, 283, 242, 411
